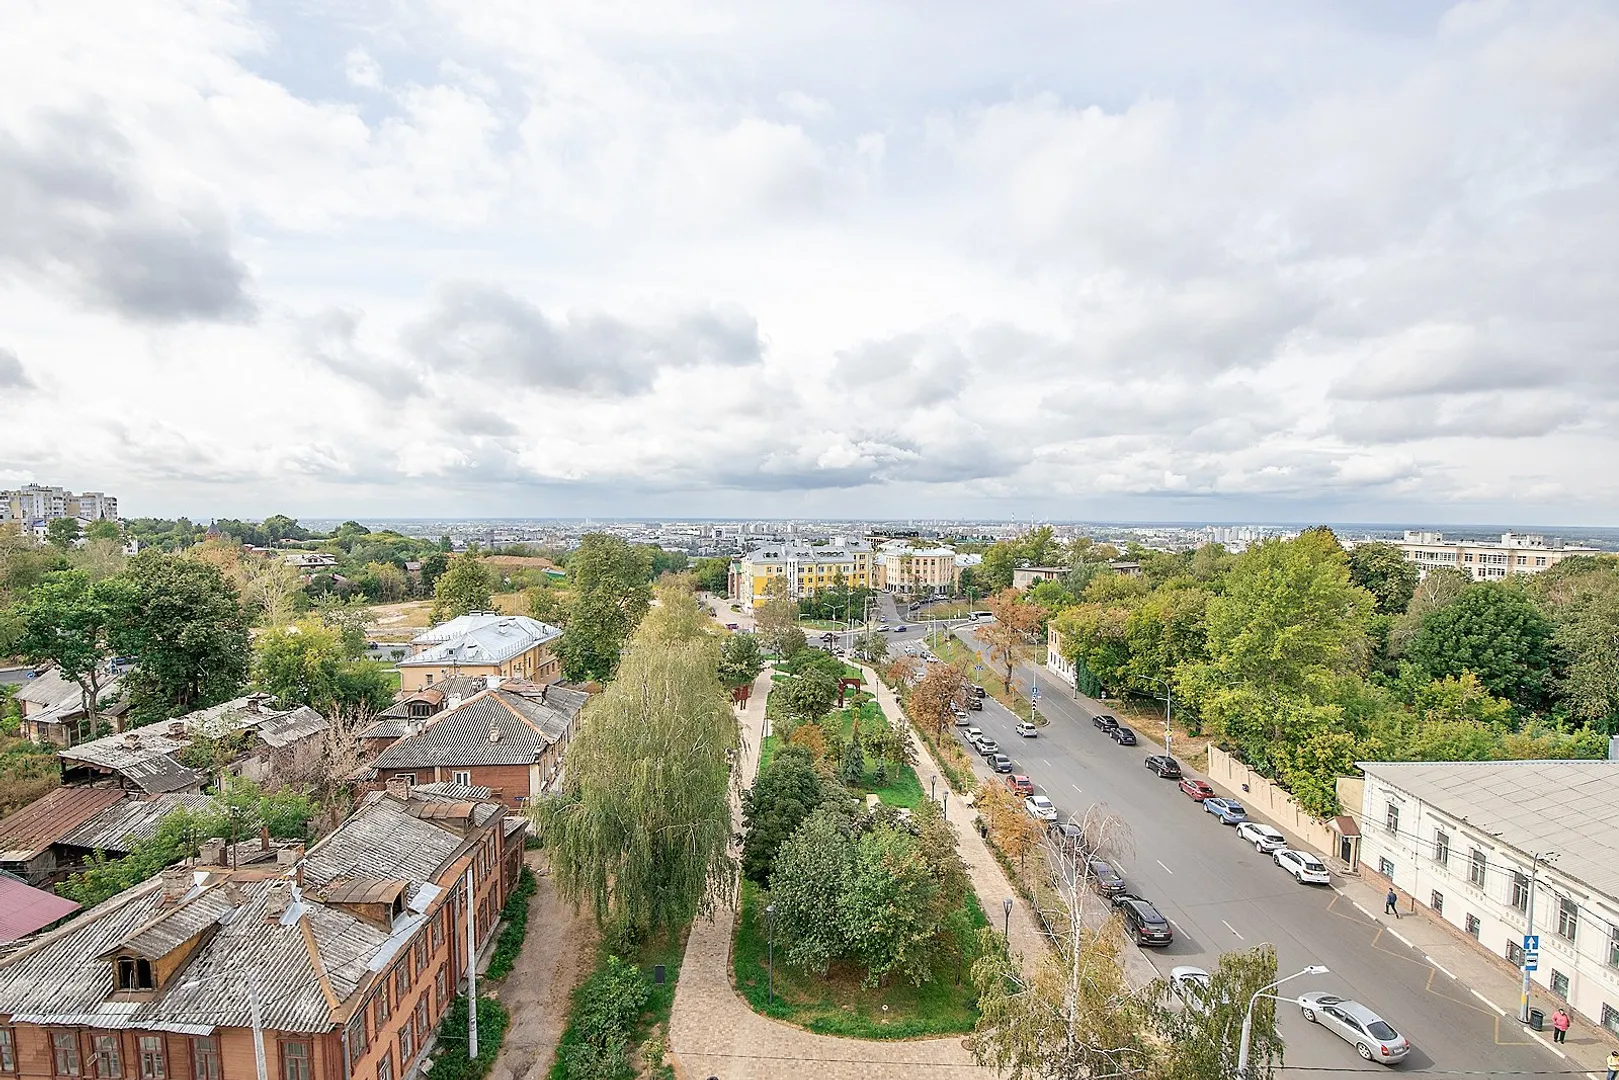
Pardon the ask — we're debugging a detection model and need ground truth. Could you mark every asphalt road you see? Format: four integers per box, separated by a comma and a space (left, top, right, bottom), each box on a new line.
947, 627, 1553, 1077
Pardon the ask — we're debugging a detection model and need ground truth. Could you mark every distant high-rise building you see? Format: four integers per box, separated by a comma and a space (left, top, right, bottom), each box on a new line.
0, 484, 119, 526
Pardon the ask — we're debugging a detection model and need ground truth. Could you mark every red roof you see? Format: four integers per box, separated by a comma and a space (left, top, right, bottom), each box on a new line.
0, 875, 80, 943
0, 786, 127, 859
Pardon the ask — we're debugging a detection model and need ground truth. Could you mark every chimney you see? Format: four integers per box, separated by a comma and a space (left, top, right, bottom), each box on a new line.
259, 825, 271, 851
167, 721, 186, 737
122, 732, 142, 749
275, 843, 305, 866
447, 694, 463, 710
223, 880, 245, 907
386, 776, 412, 801
264, 879, 291, 919
486, 674, 503, 692
488, 724, 502, 743
160, 866, 191, 902
200, 838, 227, 867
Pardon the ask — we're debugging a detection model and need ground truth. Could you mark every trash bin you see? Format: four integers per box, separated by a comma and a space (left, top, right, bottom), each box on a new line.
1528, 1008, 1544, 1031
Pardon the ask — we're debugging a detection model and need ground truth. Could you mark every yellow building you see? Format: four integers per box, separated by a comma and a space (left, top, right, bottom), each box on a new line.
396, 613, 563, 692
728, 539, 874, 613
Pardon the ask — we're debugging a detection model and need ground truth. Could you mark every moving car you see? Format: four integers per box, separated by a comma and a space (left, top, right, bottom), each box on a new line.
1112, 894, 1174, 946
895, 625, 908, 632
1024, 795, 1057, 822
1110, 726, 1138, 746
978, 738, 1001, 757
1006, 773, 1034, 796
1297, 993, 1410, 1064
1015, 721, 1038, 737
1178, 778, 1215, 801
1092, 713, 1119, 732
1236, 822, 1288, 853
1275, 849, 1332, 885
989, 753, 1014, 772
1203, 797, 1248, 825
1087, 858, 1126, 897
968, 695, 983, 710
1144, 755, 1183, 779
971, 685, 987, 699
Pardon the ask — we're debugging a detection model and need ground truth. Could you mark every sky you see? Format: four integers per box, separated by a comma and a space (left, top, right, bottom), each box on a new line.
1, 1, 1617, 525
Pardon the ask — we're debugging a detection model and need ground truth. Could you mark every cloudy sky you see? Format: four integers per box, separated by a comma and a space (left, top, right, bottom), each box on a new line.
1, 1, 1616, 524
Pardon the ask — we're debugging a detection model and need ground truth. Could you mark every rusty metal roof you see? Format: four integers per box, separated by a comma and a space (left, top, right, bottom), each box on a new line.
319, 878, 411, 906
0, 787, 127, 861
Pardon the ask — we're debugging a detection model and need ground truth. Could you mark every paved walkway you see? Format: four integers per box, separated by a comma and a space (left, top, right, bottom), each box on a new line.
667, 668, 988, 1079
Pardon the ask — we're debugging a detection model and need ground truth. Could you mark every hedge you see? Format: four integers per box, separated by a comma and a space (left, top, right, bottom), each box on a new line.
485, 866, 538, 981
429, 995, 509, 1080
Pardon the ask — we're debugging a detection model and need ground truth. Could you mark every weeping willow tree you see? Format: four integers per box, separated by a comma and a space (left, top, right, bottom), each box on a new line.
535, 580, 741, 936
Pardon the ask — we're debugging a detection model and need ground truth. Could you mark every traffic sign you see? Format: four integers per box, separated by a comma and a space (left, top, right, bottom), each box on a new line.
1524, 953, 1539, 972
1523, 934, 1540, 951
1031, 686, 1040, 701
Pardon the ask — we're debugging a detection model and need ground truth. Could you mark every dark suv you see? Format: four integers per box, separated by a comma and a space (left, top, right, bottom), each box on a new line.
1113, 895, 1174, 945
1092, 713, 1119, 732
1144, 754, 1183, 779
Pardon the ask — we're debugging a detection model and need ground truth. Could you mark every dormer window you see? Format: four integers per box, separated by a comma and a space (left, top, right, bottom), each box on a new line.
116, 956, 156, 991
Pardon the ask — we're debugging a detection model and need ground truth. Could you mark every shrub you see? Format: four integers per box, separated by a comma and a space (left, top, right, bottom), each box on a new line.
429, 996, 509, 1080
553, 956, 653, 1080
485, 867, 537, 980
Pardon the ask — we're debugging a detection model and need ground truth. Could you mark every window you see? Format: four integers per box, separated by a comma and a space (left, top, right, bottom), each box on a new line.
1551, 970, 1570, 999
1610, 927, 1619, 968
374, 991, 391, 1028
414, 940, 427, 975
116, 957, 155, 991
395, 963, 411, 997
1507, 940, 1525, 966
1384, 804, 1399, 835
435, 966, 448, 1012
392, 772, 416, 785
0, 1029, 16, 1073
90, 1035, 122, 1079
1511, 872, 1530, 912
53, 1032, 81, 1077
1468, 850, 1487, 889
1604, 1003, 1619, 1038
1433, 831, 1450, 867
1558, 897, 1579, 941
136, 1038, 165, 1080
191, 1039, 219, 1080
347, 1018, 368, 1067
1465, 914, 1481, 938
398, 1018, 414, 1065
377, 1052, 393, 1080
280, 1041, 312, 1080
431, 910, 445, 950
1378, 856, 1395, 878
1430, 891, 1444, 915
452, 771, 472, 786
415, 996, 430, 1037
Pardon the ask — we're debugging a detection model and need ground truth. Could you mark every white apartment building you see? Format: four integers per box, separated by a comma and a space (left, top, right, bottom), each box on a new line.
1395, 531, 1595, 581
873, 540, 959, 595
1358, 760, 1619, 1037
0, 484, 118, 525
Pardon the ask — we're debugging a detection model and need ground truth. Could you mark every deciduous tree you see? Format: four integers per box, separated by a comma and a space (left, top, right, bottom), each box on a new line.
12, 569, 133, 726
1409, 582, 1552, 705
556, 534, 653, 682
978, 588, 1042, 693
718, 632, 765, 690
430, 552, 497, 622
1347, 541, 1420, 615
741, 745, 825, 884
112, 551, 251, 723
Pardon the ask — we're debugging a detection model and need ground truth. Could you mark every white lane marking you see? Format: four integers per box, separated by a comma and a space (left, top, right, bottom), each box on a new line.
1469, 988, 1507, 1016
1527, 1030, 1565, 1058
1425, 956, 1457, 980
1043, 758, 1052, 766
1351, 900, 1375, 919
1072, 784, 1083, 793
1156, 860, 1174, 875
1168, 919, 1183, 931
1222, 920, 1244, 939
1386, 927, 1414, 949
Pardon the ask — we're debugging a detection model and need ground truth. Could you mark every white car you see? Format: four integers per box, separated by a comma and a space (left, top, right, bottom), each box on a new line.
1275, 848, 1332, 885
1236, 822, 1287, 853
1015, 722, 1038, 738
1170, 966, 1212, 1005
1024, 795, 1057, 822
904, 644, 917, 655
964, 727, 984, 747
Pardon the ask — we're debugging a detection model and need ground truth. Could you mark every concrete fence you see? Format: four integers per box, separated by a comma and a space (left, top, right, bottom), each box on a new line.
1206, 745, 1338, 854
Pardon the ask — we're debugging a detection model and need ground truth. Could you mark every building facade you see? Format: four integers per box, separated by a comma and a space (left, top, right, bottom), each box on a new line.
726, 540, 873, 613
1393, 531, 1597, 581
1358, 760, 1619, 1037
872, 543, 958, 596
0, 486, 118, 525
1045, 624, 1078, 688
396, 615, 562, 693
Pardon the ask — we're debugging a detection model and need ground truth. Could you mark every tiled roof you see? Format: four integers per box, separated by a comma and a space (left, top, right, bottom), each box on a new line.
0, 787, 128, 862
60, 794, 218, 855
369, 687, 583, 770
400, 615, 562, 668
0, 875, 80, 944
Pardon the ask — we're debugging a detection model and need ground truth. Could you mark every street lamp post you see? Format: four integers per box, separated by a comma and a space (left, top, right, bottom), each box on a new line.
1238, 965, 1329, 1077
942, 791, 948, 821
1002, 896, 1014, 941
931, 774, 937, 801
1144, 676, 1173, 758
1519, 851, 1558, 1023
765, 903, 777, 1004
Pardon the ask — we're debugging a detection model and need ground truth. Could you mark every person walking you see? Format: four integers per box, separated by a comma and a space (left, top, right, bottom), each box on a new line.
1551, 1008, 1570, 1044
1385, 887, 1400, 917
1604, 1047, 1618, 1080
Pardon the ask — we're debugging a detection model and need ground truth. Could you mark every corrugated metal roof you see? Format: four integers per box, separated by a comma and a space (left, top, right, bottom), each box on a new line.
370, 688, 581, 770
60, 794, 217, 854
253, 705, 328, 749
107, 888, 237, 959
320, 878, 410, 906
0, 876, 80, 943
0, 787, 128, 858
302, 799, 466, 889
411, 782, 493, 801
1359, 760, 1619, 897
60, 728, 192, 773
399, 615, 561, 668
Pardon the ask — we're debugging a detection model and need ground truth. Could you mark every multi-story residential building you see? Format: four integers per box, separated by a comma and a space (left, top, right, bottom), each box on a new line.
1393, 531, 1597, 581
872, 541, 958, 596
726, 539, 873, 613
395, 615, 563, 693
1045, 623, 1078, 688
0, 485, 117, 525
0, 781, 525, 1080
1357, 760, 1619, 1037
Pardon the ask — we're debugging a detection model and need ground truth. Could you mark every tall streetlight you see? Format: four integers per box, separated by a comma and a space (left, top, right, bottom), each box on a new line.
1002, 896, 1014, 941
1143, 675, 1173, 758
765, 903, 777, 1004
930, 773, 938, 801
1518, 851, 1558, 1023
1238, 964, 1329, 1077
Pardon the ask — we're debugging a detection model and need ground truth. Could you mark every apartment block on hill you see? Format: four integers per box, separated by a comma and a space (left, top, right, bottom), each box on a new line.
727, 539, 874, 613
872, 541, 959, 596
0, 486, 118, 527
1394, 531, 1597, 581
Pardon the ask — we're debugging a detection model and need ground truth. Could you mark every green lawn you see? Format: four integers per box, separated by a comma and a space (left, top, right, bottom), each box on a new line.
732, 879, 985, 1038
758, 699, 923, 808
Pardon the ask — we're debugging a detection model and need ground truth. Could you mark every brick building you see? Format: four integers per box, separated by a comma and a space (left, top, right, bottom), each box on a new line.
0, 783, 525, 1080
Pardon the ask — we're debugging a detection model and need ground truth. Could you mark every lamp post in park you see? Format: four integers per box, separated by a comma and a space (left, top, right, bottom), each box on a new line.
765, 903, 777, 1004
1002, 896, 1014, 941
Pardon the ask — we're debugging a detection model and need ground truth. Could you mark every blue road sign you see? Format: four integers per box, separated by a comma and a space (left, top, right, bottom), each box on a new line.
1525, 954, 1539, 972
1523, 934, 1540, 951
1031, 686, 1040, 700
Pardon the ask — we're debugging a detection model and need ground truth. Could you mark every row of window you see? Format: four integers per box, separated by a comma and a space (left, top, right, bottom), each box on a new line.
0, 1030, 282, 1080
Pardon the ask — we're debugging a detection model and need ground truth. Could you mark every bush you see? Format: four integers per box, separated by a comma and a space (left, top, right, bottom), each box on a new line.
429, 996, 509, 1080
552, 956, 653, 1080
485, 866, 537, 980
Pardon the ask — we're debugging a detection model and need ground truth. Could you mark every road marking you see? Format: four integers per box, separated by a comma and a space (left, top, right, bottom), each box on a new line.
1386, 927, 1415, 949
1072, 784, 1083, 793
1527, 1029, 1566, 1058
1425, 956, 1457, 980
1156, 860, 1174, 875
1351, 900, 1375, 919
1222, 920, 1244, 939
1470, 987, 1507, 1015
1043, 758, 1051, 766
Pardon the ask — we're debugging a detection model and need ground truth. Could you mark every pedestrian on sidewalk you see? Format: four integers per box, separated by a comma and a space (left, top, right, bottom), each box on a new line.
1551, 1008, 1570, 1043
1385, 887, 1400, 917
1605, 1048, 1618, 1080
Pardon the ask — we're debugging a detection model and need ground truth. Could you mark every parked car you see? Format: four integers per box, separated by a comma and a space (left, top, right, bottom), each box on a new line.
1087, 858, 1127, 897
725, 622, 740, 630
978, 738, 1001, 757
1015, 721, 1038, 737
1047, 820, 1086, 855
1110, 726, 1138, 746
1275, 849, 1332, 885
964, 727, 984, 747
1144, 755, 1183, 779
1178, 778, 1216, 801
1203, 797, 1248, 825
1092, 713, 1119, 731
1297, 993, 1410, 1064
1006, 773, 1034, 796
1024, 795, 1058, 822
1236, 822, 1288, 853
1113, 895, 1174, 946
989, 753, 1014, 773
954, 711, 972, 726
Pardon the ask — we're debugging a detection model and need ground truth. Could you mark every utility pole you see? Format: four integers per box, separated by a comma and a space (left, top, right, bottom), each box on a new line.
1518, 851, 1557, 1023
465, 869, 478, 1058
247, 970, 267, 1080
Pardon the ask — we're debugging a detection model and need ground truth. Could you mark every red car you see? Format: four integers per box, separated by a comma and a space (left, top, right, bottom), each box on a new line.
1006, 774, 1034, 796
1179, 778, 1215, 801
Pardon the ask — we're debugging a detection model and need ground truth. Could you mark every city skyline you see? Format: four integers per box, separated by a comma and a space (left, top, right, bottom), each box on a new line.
2, 3, 1617, 523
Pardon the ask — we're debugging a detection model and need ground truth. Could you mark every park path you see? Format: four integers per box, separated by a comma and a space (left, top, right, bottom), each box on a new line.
666, 667, 989, 1080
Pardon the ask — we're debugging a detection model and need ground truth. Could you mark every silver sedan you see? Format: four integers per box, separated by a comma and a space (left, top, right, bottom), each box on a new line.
1298, 992, 1410, 1065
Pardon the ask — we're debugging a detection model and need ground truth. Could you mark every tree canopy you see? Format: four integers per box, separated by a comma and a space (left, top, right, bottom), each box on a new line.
556, 534, 653, 682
